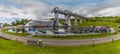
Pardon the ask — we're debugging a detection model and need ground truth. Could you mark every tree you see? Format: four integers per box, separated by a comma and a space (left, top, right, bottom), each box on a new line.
20, 19, 29, 25
20, 19, 25, 25
11, 21, 16, 26
20, 19, 29, 33
11, 19, 31, 26
2, 23, 10, 27
116, 18, 120, 23
24, 19, 29, 24
15, 20, 20, 25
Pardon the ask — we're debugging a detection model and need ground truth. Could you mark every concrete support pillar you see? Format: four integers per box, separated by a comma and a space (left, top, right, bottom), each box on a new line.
74, 18, 78, 26
55, 13, 59, 26
54, 12, 59, 31
65, 16, 71, 26
79, 18, 82, 23
64, 15, 71, 33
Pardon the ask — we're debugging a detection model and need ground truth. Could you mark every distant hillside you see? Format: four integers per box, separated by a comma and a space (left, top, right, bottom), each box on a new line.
54, 16, 120, 31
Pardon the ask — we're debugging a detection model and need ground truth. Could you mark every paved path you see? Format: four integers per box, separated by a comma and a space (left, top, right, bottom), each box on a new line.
0, 32, 120, 46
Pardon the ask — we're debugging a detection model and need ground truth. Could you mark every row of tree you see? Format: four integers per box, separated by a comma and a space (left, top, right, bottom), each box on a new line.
2, 19, 31, 27
11, 19, 30, 26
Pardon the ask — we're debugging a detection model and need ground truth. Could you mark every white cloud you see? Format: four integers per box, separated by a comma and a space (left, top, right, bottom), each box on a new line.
0, 0, 51, 19
0, 6, 37, 19
1, 0, 120, 20
10, 0, 51, 19
69, 0, 120, 17
92, 7, 120, 16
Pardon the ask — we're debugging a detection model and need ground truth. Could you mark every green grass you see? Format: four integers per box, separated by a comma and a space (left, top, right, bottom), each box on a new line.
78, 22, 120, 31
78, 22, 119, 28
2, 30, 28, 37
1, 37, 120, 54
1, 17, 120, 54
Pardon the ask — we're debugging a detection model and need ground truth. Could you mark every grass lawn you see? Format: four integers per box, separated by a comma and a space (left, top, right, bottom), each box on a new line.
2, 30, 28, 37
1, 37, 120, 54
78, 22, 119, 30
1, 17, 120, 54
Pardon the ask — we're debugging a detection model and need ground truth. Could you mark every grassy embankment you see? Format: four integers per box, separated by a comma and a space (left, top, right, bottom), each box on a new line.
2, 29, 28, 37
1, 37, 120, 54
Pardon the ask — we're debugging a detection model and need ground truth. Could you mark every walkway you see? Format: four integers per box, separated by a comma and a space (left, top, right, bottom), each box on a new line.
0, 32, 120, 46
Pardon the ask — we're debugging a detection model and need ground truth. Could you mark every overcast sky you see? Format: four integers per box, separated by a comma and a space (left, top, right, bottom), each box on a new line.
0, 0, 120, 23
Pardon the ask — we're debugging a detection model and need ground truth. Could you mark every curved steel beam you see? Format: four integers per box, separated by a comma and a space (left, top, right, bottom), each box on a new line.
52, 7, 87, 18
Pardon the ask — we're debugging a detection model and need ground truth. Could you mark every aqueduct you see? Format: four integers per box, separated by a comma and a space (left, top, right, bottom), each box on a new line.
52, 7, 87, 33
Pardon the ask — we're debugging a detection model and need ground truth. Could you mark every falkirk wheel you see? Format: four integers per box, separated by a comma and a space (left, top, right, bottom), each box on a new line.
52, 7, 87, 33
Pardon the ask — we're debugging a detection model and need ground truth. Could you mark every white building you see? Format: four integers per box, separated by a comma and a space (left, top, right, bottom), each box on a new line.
25, 20, 55, 34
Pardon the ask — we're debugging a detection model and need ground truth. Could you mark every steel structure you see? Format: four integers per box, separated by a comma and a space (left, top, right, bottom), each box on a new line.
52, 7, 87, 33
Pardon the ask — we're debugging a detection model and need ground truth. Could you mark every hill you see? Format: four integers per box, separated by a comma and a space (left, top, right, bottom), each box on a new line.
59, 16, 120, 31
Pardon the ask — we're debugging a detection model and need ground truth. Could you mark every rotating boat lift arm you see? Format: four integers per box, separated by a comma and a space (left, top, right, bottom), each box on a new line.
52, 7, 87, 33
